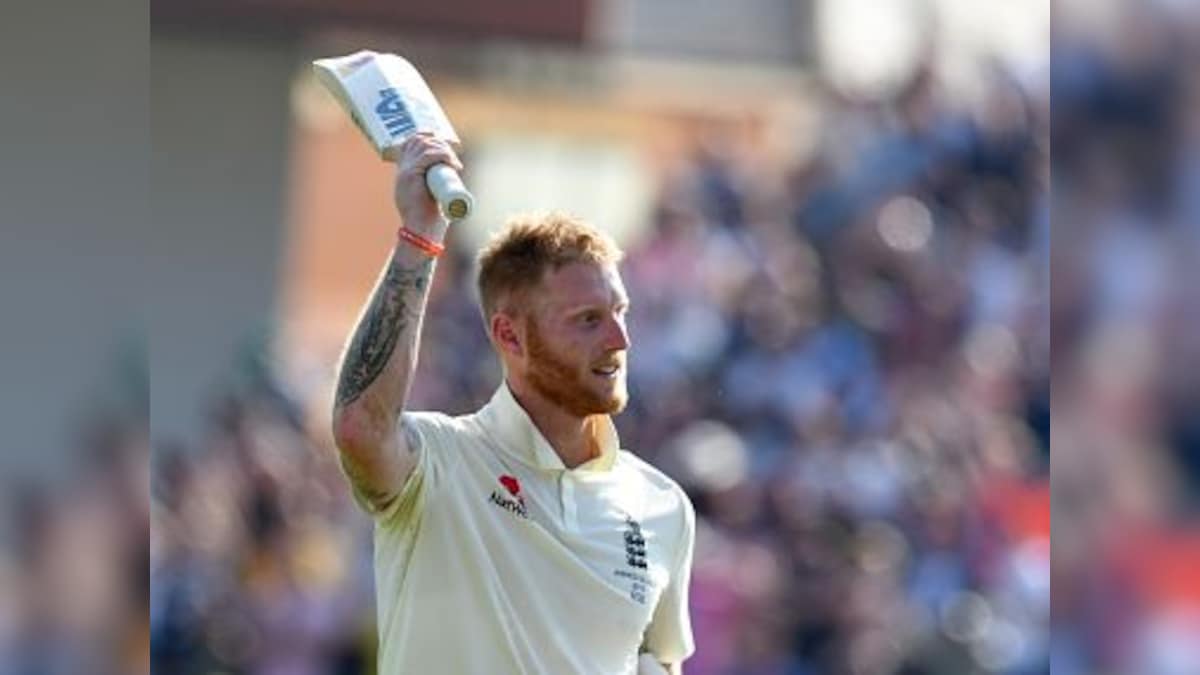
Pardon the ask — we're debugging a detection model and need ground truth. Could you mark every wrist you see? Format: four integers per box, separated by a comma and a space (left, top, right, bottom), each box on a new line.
397, 227, 445, 257
400, 214, 450, 243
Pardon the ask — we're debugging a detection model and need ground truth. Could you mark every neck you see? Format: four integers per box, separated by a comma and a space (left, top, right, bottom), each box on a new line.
507, 378, 603, 469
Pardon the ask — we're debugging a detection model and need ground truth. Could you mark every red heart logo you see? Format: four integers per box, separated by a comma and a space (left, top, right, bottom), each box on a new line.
499, 475, 521, 496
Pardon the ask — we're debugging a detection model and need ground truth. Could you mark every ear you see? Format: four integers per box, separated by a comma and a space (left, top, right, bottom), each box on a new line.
491, 312, 524, 358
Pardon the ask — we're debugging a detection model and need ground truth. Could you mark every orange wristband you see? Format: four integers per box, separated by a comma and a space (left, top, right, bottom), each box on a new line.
397, 227, 445, 257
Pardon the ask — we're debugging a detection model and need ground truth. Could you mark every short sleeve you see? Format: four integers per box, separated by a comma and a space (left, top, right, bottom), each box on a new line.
343, 411, 451, 529
642, 493, 696, 664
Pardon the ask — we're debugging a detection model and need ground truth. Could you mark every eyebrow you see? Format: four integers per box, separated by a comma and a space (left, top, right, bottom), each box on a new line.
566, 297, 630, 315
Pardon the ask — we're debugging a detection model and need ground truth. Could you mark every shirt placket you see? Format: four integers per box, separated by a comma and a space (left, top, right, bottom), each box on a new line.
561, 472, 579, 532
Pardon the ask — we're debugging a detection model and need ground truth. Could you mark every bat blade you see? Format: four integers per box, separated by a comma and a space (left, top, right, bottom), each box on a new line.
312, 50, 474, 220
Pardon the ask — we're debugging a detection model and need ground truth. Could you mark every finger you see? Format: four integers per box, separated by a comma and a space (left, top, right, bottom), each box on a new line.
402, 136, 457, 168
398, 133, 432, 155
397, 133, 442, 164
398, 136, 430, 165
438, 148, 464, 172
408, 145, 462, 173
423, 138, 463, 171
414, 151, 462, 175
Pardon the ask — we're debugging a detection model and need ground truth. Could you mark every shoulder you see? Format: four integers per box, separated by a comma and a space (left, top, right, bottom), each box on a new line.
618, 451, 695, 525
399, 410, 499, 469
618, 452, 696, 573
401, 409, 483, 444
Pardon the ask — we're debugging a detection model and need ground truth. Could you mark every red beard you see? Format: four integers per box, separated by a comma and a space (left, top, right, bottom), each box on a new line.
525, 318, 626, 417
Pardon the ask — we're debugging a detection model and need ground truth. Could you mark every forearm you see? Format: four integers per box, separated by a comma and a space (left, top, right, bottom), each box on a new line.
330, 133, 461, 508
333, 235, 438, 446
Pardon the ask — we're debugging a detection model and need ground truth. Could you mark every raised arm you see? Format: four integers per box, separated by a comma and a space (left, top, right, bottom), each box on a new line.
331, 133, 463, 510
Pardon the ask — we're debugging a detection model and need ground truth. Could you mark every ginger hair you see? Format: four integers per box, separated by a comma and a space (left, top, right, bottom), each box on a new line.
476, 211, 623, 321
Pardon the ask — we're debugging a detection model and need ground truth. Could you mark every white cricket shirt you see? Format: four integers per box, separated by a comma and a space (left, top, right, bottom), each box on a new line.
351, 383, 696, 675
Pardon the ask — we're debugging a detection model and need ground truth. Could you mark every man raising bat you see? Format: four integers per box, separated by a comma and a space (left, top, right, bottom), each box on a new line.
331, 133, 696, 674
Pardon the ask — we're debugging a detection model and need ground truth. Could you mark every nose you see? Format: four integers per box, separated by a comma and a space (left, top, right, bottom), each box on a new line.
604, 314, 630, 351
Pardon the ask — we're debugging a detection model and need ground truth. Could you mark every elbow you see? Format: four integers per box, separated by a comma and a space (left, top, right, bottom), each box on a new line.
331, 403, 392, 457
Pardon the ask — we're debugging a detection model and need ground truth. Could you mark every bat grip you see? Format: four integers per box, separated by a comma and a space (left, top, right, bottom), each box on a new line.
425, 163, 474, 221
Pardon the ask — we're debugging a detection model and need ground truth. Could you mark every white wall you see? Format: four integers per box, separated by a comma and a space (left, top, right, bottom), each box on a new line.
0, 0, 147, 480
595, 0, 812, 64
150, 33, 299, 448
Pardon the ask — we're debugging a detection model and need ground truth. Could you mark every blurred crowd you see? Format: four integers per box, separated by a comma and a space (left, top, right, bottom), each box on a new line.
1051, 2, 1200, 674
611, 60, 1050, 675
147, 38, 1057, 675
0, 411, 149, 675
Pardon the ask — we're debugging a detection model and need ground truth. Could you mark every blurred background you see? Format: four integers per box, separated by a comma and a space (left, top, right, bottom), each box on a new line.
144, 1, 1053, 674
4, 0, 1195, 673
1051, 1, 1200, 674
1, 0, 149, 673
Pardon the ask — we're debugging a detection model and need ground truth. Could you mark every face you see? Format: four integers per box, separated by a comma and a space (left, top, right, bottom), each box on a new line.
516, 262, 631, 417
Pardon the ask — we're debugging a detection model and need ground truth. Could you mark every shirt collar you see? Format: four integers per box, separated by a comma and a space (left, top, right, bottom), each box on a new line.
480, 381, 620, 473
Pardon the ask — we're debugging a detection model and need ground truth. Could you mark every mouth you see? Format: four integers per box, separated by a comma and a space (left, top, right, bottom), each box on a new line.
591, 363, 622, 379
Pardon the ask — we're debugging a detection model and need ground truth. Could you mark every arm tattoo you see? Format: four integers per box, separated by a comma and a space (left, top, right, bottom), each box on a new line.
335, 256, 434, 408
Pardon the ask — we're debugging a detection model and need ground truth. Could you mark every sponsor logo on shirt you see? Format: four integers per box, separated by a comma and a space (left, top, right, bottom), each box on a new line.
488, 474, 528, 519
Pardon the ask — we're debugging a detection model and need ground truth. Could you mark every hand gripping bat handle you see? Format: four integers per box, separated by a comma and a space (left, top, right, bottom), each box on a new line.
425, 163, 474, 220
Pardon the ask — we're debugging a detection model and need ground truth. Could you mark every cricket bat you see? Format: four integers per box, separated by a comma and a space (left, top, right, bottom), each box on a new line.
312, 50, 475, 220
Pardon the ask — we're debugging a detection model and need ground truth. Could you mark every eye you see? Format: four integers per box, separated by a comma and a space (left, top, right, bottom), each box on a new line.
581, 311, 602, 325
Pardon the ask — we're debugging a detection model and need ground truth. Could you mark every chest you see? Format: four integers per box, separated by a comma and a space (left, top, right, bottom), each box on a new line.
435, 451, 675, 616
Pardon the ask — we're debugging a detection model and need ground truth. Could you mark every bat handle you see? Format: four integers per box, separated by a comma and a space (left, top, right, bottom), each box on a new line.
425, 163, 474, 221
